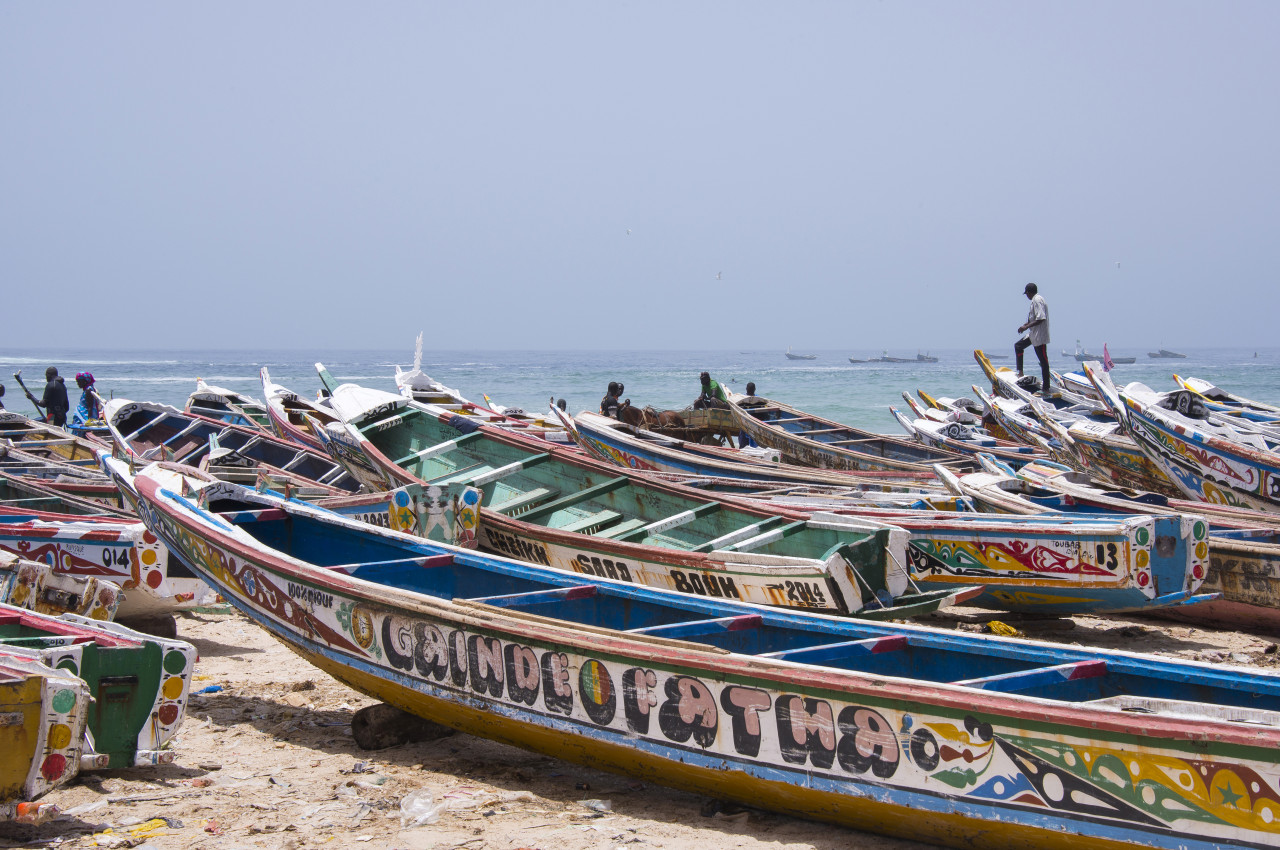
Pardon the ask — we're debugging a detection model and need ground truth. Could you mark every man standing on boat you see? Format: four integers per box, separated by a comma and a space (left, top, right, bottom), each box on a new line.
36, 366, 70, 427
1015, 283, 1051, 395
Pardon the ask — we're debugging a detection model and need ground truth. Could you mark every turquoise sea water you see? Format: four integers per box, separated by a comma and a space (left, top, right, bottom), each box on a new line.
2, 346, 1278, 433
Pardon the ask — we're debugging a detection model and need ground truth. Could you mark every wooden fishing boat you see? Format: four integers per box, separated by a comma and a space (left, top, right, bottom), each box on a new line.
260, 366, 341, 452
0, 442, 126, 509
310, 380, 966, 619
0, 410, 108, 465
185, 378, 273, 432
1148, 349, 1187, 359
126, 460, 1280, 850
0, 653, 92, 823
1065, 340, 1136, 364
890, 401, 1048, 469
1087, 365, 1280, 514
564, 410, 945, 498
0, 506, 215, 619
1, 553, 122, 621
105, 398, 363, 496
726, 394, 975, 475
784, 347, 818, 360
0, 603, 194, 769
0, 469, 133, 518
944, 457, 1280, 633
1173, 374, 1280, 419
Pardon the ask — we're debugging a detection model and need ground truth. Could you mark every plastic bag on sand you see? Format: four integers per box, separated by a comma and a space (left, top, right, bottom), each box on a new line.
400, 789, 536, 827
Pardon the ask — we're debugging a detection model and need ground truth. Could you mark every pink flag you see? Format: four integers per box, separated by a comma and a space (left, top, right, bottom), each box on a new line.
1103, 344, 1115, 372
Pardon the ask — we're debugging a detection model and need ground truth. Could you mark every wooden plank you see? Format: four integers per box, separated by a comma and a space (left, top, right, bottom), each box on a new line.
761, 635, 908, 663
518, 477, 631, 523
627, 614, 763, 639
953, 659, 1107, 693
468, 585, 599, 607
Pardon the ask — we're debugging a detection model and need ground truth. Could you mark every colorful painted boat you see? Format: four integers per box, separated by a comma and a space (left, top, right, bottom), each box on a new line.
1173, 375, 1280, 418
0, 652, 92, 823
0, 411, 109, 466
0, 442, 126, 509
260, 366, 342, 452
1, 553, 122, 621
105, 398, 362, 496
308, 380, 965, 619
126, 460, 1280, 850
563, 409, 945, 501
0, 508, 214, 619
726, 394, 975, 475
0, 469, 134, 519
0, 603, 194, 769
890, 401, 1049, 469
184, 378, 273, 432
942, 457, 1280, 634
1087, 365, 1280, 514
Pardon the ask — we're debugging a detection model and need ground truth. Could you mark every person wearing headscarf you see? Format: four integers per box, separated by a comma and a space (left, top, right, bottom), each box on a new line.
72, 372, 104, 426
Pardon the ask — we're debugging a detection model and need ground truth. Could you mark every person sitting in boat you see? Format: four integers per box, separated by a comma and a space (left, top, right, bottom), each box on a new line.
35, 366, 69, 427
0, 383, 5, 410
600, 382, 624, 419
1014, 282, 1052, 395
694, 371, 729, 410
71, 372, 104, 426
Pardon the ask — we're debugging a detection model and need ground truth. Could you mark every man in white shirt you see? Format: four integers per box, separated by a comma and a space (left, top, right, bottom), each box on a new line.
1014, 282, 1051, 395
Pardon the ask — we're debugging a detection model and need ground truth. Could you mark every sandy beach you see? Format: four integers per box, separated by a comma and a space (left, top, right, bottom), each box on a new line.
2, 605, 1273, 850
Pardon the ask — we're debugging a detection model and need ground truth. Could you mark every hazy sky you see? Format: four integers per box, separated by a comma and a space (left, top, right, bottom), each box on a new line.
3, 3, 1276, 350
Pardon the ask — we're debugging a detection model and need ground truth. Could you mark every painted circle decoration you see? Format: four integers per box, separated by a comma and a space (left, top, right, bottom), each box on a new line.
1137, 571, 1150, 587
51, 688, 78, 714
56, 659, 79, 676
162, 676, 185, 701
578, 659, 617, 726
48, 723, 72, 750
141, 549, 157, 566
40, 753, 67, 782
395, 491, 410, 508
1193, 521, 1207, 540
146, 570, 164, 589
1135, 527, 1149, 545
158, 702, 181, 726
351, 606, 375, 649
143, 531, 158, 544
1195, 542, 1209, 560
1135, 551, 1149, 568
163, 650, 188, 675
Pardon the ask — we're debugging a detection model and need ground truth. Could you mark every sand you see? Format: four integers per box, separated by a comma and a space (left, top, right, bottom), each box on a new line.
1, 606, 1274, 850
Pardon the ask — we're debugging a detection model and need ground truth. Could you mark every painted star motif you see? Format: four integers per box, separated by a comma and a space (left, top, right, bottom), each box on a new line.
1216, 779, 1244, 808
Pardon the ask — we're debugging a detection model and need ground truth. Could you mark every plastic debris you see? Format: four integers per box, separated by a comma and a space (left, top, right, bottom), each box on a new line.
400, 789, 445, 827
195, 685, 223, 694
983, 620, 1023, 637
579, 799, 612, 812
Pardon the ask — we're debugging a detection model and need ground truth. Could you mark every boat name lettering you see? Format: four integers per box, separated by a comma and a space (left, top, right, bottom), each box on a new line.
353, 510, 391, 529
287, 582, 335, 609
574, 555, 632, 583
101, 547, 132, 568
483, 530, 551, 566
373, 612, 899, 775
670, 570, 741, 600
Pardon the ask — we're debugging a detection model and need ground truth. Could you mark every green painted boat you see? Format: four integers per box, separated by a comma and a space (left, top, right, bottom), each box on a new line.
0, 603, 195, 770
314, 370, 980, 618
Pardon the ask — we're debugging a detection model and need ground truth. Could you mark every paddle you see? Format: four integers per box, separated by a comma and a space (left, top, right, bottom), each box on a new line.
11, 370, 47, 421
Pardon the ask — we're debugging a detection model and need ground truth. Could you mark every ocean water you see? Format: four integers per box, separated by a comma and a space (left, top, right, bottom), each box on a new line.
2, 346, 1278, 433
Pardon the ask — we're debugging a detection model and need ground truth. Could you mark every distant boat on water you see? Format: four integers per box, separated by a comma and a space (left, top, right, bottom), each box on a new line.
785, 347, 818, 360
867, 351, 939, 364
1063, 339, 1135, 364
1148, 348, 1187, 359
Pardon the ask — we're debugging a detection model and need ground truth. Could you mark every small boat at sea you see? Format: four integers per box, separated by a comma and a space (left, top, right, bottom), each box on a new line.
0, 653, 92, 824
185, 378, 273, 432
0, 603, 195, 770
727, 394, 976, 475
1148, 349, 1187, 359
785, 347, 818, 361
1064, 340, 1136, 364
127, 460, 1280, 849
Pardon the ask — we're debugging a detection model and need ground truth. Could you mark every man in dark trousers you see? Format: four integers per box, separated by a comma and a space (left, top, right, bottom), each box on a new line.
37, 366, 70, 426
1014, 282, 1051, 395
